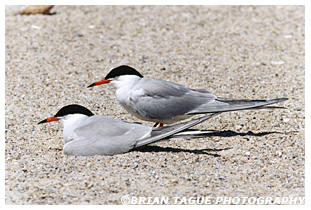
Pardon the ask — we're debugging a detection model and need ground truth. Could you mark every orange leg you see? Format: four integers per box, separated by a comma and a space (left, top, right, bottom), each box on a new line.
153, 122, 164, 127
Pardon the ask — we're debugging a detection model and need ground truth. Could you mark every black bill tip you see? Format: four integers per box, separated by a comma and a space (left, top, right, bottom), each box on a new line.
38, 119, 47, 124
87, 83, 95, 88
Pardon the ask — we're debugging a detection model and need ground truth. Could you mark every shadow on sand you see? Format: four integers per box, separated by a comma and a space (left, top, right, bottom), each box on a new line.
134, 130, 296, 157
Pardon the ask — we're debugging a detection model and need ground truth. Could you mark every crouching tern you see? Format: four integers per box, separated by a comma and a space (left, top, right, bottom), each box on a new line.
38, 104, 220, 156
88, 65, 288, 126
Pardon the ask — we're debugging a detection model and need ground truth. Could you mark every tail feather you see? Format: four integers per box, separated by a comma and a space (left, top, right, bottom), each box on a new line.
250, 105, 287, 110
216, 97, 288, 104
186, 98, 288, 114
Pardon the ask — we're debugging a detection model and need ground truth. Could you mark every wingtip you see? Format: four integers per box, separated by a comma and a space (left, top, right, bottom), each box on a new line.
198, 112, 222, 122
275, 98, 289, 102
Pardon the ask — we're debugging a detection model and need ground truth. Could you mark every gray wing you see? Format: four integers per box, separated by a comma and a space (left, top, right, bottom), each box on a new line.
130, 79, 216, 120
129, 78, 288, 120
133, 113, 221, 148
63, 116, 152, 156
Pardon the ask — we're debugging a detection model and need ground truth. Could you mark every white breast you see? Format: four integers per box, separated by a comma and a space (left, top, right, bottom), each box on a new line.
111, 75, 142, 108
61, 114, 89, 143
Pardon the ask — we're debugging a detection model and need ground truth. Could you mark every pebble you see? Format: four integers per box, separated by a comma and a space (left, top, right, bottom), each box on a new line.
271, 61, 285, 65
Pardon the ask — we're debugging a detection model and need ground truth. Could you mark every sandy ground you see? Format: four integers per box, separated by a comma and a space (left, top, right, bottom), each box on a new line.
5, 6, 304, 204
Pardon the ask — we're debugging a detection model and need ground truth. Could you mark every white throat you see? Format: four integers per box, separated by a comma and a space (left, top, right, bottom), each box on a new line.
110, 75, 142, 105
110, 75, 142, 90
60, 114, 89, 143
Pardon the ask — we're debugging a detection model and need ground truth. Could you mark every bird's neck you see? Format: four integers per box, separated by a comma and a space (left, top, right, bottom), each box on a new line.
60, 114, 89, 143
110, 75, 141, 90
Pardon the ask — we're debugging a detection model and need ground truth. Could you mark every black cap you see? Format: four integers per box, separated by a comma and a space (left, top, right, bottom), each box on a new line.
105, 65, 144, 80
54, 104, 94, 117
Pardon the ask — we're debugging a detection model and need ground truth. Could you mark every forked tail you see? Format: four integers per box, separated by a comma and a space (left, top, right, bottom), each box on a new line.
187, 98, 288, 114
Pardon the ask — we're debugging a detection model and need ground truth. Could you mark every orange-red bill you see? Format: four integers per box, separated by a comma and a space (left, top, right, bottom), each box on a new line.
87, 79, 112, 88
38, 116, 60, 124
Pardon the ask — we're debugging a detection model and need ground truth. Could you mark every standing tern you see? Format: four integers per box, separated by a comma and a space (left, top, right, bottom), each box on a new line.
38, 104, 220, 156
88, 65, 288, 126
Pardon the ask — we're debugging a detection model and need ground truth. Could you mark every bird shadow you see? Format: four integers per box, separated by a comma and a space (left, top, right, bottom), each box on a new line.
175, 129, 299, 138
134, 145, 232, 157
185, 129, 281, 137
133, 130, 297, 157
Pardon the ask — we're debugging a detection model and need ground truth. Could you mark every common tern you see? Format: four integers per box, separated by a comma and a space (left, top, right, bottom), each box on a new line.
88, 65, 288, 126
38, 104, 220, 156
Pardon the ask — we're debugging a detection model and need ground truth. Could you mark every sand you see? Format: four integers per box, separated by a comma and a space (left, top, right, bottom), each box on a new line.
5, 5, 304, 204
